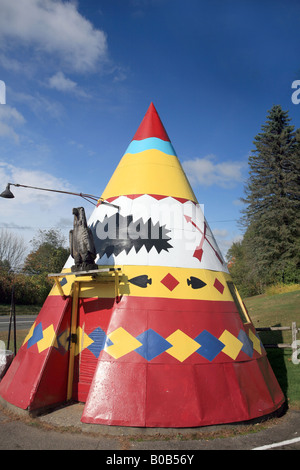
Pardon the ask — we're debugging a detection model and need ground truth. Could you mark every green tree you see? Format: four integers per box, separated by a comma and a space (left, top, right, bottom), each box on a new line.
227, 231, 267, 297
0, 230, 29, 304
241, 105, 300, 287
0, 229, 69, 305
227, 240, 250, 296
22, 229, 70, 304
23, 229, 69, 274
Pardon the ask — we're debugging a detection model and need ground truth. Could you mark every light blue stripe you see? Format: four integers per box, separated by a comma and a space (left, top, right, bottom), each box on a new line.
124, 137, 177, 156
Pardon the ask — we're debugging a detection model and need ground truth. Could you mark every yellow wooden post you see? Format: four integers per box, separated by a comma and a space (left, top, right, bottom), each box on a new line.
114, 269, 120, 300
67, 281, 80, 401
53, 276, 66, 298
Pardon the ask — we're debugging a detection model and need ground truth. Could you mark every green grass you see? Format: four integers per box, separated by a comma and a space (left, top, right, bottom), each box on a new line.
0, 303, 42, 316
244, 289, 300, 347
244, 288, 300, 410
0, 303, 41, 351
0, 329, 29, 352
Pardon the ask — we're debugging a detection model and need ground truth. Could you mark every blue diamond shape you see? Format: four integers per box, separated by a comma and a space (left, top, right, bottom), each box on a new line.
135, 329, 172, 361
60, 277, 67, 287
87, 327, 113, 358
27, 323, 43, 349
238, 329, 254, 357
194, 330, 225, 361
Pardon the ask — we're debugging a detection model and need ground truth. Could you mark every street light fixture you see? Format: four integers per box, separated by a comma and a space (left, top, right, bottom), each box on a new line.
0, 182, 119, 208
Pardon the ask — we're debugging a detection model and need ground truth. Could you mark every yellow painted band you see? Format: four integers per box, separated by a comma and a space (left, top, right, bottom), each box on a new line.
101, 149, 197, 202
49, 266, 233, 302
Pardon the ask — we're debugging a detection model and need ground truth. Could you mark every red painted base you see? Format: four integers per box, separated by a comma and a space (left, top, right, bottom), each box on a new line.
79, 295, 285, 427
0, 296, 71, 411
81, 355, 284, 427
0, 294, 285, 427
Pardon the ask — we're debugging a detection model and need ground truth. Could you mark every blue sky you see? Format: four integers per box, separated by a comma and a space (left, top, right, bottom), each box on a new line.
0, 0, 300, 261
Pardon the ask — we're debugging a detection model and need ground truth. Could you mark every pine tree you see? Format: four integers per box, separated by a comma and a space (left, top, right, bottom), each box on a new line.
241, 105, 300, 285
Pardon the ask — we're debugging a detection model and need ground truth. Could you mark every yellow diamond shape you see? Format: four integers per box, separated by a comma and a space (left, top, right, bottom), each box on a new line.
37, 325, 58, 353
57, 328, 70, 352
166, 329, 200, 362
249, 329, 262, 355
75, 326, 94, 355
219, 330, 243, 360
23, 322, 36, 346
105, 327, 142, 359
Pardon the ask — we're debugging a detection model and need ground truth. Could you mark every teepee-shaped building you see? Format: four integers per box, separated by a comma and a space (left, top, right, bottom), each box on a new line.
0, 103, 285, 427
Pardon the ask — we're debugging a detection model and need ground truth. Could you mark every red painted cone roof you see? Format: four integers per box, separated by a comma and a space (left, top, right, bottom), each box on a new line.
132, 102, 170, 142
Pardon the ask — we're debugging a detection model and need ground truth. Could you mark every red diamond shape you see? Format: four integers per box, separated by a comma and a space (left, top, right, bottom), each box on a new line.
161, 273, 179, 291
213, 278, 224, 294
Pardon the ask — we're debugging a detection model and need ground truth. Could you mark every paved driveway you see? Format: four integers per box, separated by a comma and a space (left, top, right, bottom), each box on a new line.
0, 402, 299, 451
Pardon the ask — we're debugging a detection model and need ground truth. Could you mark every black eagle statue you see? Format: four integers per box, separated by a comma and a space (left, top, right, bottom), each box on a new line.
69, 207, 98, 272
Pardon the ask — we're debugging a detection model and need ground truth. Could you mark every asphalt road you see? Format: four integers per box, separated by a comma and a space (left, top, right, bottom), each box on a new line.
0, 401, 299, 451
0, 315, 36, 333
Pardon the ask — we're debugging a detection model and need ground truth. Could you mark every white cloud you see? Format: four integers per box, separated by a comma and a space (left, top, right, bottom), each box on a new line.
49, 71, 77, 92
68, 140, 96, 156
11, 90, 65, 120
0, 105, 26, 142
182, 154, 245, 188
0, 0, 107, 73
0, 106, 25, 125
0, 161, 74, 205
233, 198, 244, 206
110, 65, 129, 83
48, 71, 90, 98
0, 54, 23, 73
211, 228, 243, 258
212, 228, 229, 239
0, 161, 93, 248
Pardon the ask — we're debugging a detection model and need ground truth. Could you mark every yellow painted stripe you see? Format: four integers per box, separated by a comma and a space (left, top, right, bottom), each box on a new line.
49, 266, 234, 302
101, 149, 197, 202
